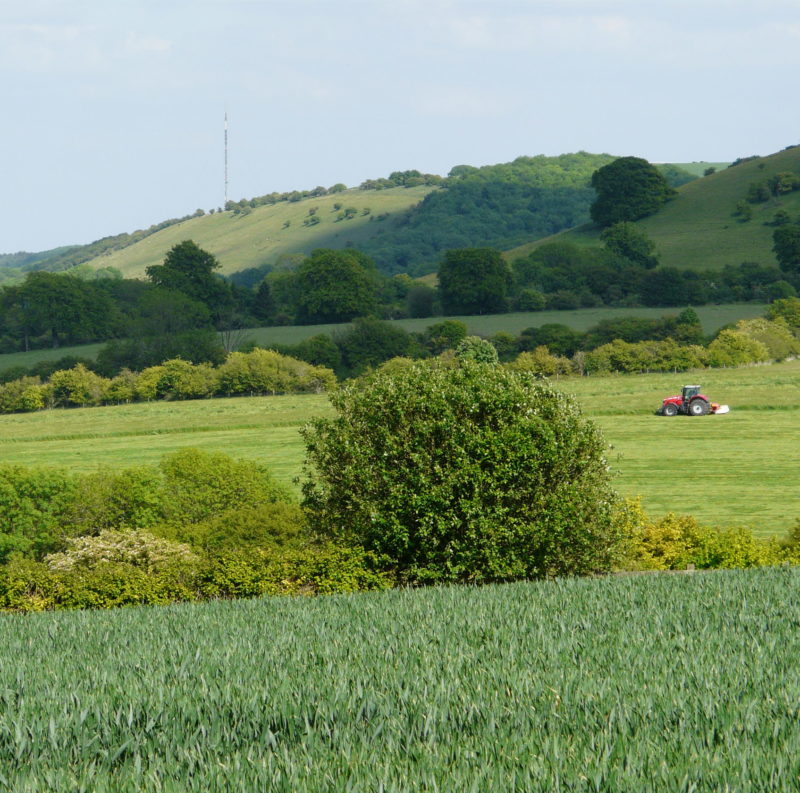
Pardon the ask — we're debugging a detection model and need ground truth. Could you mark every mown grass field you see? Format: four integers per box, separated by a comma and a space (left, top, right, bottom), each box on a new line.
0, 359, 797, 536
80, 186, 437, 278
0, 302, 766, 373
2, 567, 799, 791
508, 145, 800, 272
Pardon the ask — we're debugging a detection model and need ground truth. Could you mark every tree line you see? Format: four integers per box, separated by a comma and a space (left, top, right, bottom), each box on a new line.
1, 298, 798, 415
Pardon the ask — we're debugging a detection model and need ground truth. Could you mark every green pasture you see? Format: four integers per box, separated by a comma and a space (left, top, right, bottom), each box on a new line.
0, 343, 105, 373
243, 302, 765, 346
0, 302, 766, 374
80, 186, 437, 278
509, 146, 800, 272
564, 362, 800, 535
2, 568, 800, 790
0, 359, 797, 536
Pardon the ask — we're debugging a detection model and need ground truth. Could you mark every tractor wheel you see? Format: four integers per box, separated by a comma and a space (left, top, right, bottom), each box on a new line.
688, 399, 709, 416
662, 404, 678, 416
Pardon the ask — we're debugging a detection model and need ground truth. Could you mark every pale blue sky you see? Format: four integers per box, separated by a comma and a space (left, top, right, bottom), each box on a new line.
2, 0, 799, 252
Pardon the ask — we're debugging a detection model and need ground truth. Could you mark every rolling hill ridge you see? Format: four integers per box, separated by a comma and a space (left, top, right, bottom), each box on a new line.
508, 146, 800, 273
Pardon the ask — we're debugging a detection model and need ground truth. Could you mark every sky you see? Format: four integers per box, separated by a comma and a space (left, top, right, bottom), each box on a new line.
2, 0, 800, 253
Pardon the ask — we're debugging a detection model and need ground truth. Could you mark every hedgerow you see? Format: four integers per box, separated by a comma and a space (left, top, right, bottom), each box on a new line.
0, 348, 335, 414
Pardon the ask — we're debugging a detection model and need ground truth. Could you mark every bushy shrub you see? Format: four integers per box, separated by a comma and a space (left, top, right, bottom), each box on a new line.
158, 448, 292, 526
58, 466, 166, 536
302, 359, 623, 584
733, 318, 800, 361
0, 465, 76, 562
156, 502, 307, 555
707, 329, 770, 367
0, 376, 47, 413
216, 348, 335, 395
49, 364, 108, 407
45, 529, 197, 572
507, 347, 572, 377
194, 545, 390, 599
134, 365, 165, 400
154, 358, 218, 399
455, 336, 499, 363
618, 499, 785, 570
104, 369, 138, 403
585, 338, 708, 374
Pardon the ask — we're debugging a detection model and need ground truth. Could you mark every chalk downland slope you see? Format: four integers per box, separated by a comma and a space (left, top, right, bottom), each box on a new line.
507, 146, 800, 272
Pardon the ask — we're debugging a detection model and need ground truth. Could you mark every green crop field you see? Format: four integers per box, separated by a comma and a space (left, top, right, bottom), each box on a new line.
508, 146, 800, 272
80, 186, 437, 278
1, 567, 799, 791
0, 302, 766, 374
0, 358, 798, 536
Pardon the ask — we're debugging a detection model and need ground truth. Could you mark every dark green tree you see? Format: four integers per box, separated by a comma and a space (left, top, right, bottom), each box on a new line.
600, 222, 659, 269
438, 248, 511, 315
421, 319, 468, 355
517, 324, 583, 357
301, 360, 622, 583
146, 240, 233, 323
293, 249, 378, 324
334, 317, 415, 377
590, 157, 676, 227
406, 284, 437, 318
13, 272, 119, 348
773, 226, 800, 273
639, 267, 689, 307
252, 280, 275, 323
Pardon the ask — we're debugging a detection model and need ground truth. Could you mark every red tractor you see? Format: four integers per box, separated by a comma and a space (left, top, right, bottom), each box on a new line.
657, 385, 730, 416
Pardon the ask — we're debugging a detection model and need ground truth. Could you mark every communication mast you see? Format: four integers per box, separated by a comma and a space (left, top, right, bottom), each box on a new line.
224, 112, 229, 209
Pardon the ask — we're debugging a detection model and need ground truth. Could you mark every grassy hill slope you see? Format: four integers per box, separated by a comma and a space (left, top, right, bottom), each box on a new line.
507, 147, 800, 271
80, 186, 436, 278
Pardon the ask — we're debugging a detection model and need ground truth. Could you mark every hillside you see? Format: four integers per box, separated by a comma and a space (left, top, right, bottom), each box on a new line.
507, 146, 800, 271
3, 154, 708, 281
76, 153, 623, 278
74, 186, 437, 279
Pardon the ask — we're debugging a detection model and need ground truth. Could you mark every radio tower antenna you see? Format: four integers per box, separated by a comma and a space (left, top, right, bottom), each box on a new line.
224, 111, 229, 209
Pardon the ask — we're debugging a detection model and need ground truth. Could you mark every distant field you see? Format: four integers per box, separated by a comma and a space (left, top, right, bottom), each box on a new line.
0, 343, 105, 372
1, 359, 797, 536
3, 567, 799, 790
0, 303, 767, 374
508, 146, 800, 272
669, 161, 729, 177
80, 186, 436, 278
243, 303, 765, 346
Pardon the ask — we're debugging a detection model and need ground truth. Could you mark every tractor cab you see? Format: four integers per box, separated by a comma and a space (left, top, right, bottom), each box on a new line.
682, 385, 702, 402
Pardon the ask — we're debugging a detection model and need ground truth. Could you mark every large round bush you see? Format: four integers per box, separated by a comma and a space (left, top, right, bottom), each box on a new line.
301, 360, 622, 583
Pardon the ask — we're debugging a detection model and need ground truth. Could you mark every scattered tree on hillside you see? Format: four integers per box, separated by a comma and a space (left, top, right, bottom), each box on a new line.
301, 360, 623, 584
590, 157, 676, 227
438, 248, 511, 315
